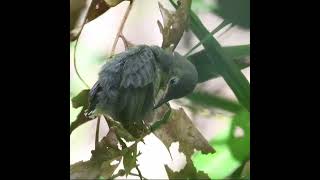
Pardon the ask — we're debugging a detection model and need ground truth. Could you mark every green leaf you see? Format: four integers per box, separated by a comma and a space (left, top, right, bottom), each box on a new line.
123, 144, 138, 176
188, 45, 250, 83
190, 15, 250, 111
184, 20, 231, 57
228, 110, 250, 162
229, 160, 250, 179
70, 89, 94, 135
214, 0, 250, 29
150, 106, 172, 132
71, 89, 90, 109
241, 160, 250, 179
186, 92, 244, 113
170, 0, 250, 111
192, 110, 250, 179
223, 45, 250, 59
191, 0, 216, 13
182, 3, 250, 111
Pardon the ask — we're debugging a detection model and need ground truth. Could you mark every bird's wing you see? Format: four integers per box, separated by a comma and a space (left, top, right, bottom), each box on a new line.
120, 46, 157, 88
87, 81, 101, 113
88, 46, 159, 138
88, 58, 124, 114
117, 46, 158, 134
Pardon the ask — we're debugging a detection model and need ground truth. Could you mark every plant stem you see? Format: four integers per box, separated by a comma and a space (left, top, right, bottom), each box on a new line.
184, 20, 230, 57
135, 165, 143, 180
95, 116, 101, 150
73, 0, 97, 89
110, 0, 134, 56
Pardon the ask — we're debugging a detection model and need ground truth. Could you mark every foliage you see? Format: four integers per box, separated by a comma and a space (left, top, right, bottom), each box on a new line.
192, 110, 249, 179
70, 0, 250, 179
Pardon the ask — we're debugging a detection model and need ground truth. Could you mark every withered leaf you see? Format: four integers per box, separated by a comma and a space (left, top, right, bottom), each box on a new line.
165, 162, 210, 179
70, 160, 101, 179
70, 156, 122, 180
153, 108, 215, 155
153, 108, 215, 179
70, 0, 129, 41
104, 116, 136, 142
70, 129, 122, 179
70, 0, 87, 31
98, 127, 119, 149
87, 0, 130, 23
104, 0, 127, 7
157, 0, 191, 50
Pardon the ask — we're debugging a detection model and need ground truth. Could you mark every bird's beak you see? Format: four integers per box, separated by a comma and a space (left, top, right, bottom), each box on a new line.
153, 96, 168, 110
153, 85, 170, 110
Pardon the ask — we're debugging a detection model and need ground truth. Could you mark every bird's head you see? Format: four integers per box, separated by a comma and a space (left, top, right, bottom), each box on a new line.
154, 51, 198, 109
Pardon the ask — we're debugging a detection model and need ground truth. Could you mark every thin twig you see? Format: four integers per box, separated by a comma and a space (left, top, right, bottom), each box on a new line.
135, 165, 144, 180
119, 33, 134, 50
95, 116, 101, 150
184, 20, 230, 57
129, 169, 148, 180
73, 38, 90, 88
110, 0, 135, 57
73, 0, 98, 89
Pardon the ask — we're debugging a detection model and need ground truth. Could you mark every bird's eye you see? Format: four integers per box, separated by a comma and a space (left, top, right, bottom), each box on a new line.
169, 78, 178, 85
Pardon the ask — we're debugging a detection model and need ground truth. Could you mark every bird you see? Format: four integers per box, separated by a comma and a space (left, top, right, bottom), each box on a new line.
87, 45, 198, 138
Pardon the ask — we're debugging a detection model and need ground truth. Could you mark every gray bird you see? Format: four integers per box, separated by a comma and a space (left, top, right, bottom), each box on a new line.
88, 45, 198, 137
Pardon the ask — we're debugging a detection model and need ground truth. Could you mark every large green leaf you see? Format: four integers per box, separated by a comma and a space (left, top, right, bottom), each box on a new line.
214, 0, 250, 29
170, 0, 250, 111
191, 0, 216, 13
188, 45, 250, 83
190, 14, 250, 110
186, 92, 244, 113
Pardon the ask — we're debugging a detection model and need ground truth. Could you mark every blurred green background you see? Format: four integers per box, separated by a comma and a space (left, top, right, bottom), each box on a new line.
70, 0, 250, 179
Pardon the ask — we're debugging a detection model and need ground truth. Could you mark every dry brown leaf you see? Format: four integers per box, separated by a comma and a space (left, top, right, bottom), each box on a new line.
152, 108, 215, 179
70, 0, 90, 41
153, 108, 215, 156
165, 163, 210, 179
70, 0, 129, 41
70, 128, 122, 179
157, 0, 191, 50
70, 0, 88, 31
70, 160, 101, 179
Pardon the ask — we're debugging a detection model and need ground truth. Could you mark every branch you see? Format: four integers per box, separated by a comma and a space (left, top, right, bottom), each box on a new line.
110, 0, 135, 56
95, 116, 101, 150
